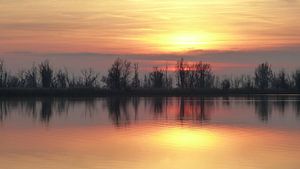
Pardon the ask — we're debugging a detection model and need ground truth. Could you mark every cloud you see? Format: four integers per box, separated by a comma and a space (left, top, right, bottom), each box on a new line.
281, 0, 298, 3
1, 45, 300, 75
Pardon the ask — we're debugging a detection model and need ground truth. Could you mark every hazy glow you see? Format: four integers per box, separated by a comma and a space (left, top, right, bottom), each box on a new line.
144, 32, 223, 52
1, 125, 300, 169
153, 127, 218, 148
0, 0, 299, 53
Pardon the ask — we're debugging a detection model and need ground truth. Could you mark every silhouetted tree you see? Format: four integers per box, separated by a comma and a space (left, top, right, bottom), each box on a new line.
176, 58, 187, 88
293, 69, 300, 90
39, 60, 53, 88
165, 76, 173, 88
221, 79, 231, 90
7, 75, 20, 87
272, 70, 290, 89
229, 75, 254, 89
194, 62, 214, 88
186, 64, 196, 88
176, 59, 214, 89
120, 59, 131, 89
131, 63, 140, 88
164, 65, 173, 88
149, 67, 164, 88
214, 76, 221, 89
233, 76, 242, 89
81, 68, 98, 88
68, 74, 78, 88
241, 75, 254, 89
55, 69, 69, 88
2, 57, 300, 92
143, 75, 151, 88
25, 65, 38, 88
102, 58, 131, 90
255, 62, 273, 89
0, 60, 8, 88
14, 71, 25, 87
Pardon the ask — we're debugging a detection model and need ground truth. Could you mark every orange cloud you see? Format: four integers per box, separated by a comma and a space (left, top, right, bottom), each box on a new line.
0, 0, 300, 54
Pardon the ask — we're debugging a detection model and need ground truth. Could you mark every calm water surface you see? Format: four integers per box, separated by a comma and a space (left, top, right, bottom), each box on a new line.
1, 95, 300, 169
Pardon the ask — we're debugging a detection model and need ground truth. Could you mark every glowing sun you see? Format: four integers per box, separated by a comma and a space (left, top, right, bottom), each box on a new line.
143, 32, 220, 53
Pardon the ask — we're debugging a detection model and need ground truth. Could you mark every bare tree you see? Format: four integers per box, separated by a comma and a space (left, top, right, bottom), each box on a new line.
1, 57, 300, 92
16, 70, 26, 87
255, 62, 273, 89
143, 75, 151, 88
82, 68, 99, 88
175, 59, 214, 89
102, 58, 132, 90
120, 59, 131, 89
131, 63, 140, 88
55, 69, 69, 88
0, 60, 8, 88
176, 58, 187, 88
68, 74, 82, 88
25, 65, 38, 88
187, 64, 196, 88
214, 76, 221, 89
241, 75, 254, 89
221, 79, 231, 90
149, 67, 164, 88
39, 60, 53, 88
7, 75, 20, 87
194, 62, 214, 88
272, 70, 290, 89
293, 70, 300, 90
233, 76, 242, 89
164, 65, 173, 88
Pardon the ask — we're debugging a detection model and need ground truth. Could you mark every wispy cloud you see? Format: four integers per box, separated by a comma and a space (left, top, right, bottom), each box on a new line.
1, 0, 300, 53
1, 45, 299, 75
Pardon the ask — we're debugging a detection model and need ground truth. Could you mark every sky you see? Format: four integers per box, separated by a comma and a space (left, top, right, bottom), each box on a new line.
0, 0, 300, 75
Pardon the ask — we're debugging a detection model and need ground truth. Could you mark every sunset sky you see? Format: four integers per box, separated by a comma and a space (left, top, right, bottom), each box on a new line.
0, 0, 300, 74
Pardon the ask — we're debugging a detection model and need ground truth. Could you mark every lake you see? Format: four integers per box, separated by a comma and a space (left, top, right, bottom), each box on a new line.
1, 95, 300, 169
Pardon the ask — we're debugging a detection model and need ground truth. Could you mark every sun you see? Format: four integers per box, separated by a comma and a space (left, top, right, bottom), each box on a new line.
167, 32, 216, 51
172, 34, 204, 46
142, 32, 219, 53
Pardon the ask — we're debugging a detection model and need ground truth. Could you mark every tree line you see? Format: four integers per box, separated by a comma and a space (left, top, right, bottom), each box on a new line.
0, 58, 300, 90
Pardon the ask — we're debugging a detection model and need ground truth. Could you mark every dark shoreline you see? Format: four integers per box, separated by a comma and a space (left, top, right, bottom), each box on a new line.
0, 88, 300, 97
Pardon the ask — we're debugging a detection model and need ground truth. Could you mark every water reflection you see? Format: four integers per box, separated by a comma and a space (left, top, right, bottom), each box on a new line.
105, 97, 131, 126
40, 98, 52, 123
178, 97, 212, 122
151, 97, 164, 115
254, 96, 272, 122
1, 96, 300, 169
294, 96, 300, 118
0, 96, 300, 127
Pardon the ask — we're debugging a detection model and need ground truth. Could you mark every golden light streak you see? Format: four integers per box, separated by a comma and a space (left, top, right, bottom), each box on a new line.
152, 127, 218, 148
141, 31, 231, 52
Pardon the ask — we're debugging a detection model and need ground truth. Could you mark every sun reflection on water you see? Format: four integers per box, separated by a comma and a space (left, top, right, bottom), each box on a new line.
152, 126, 219, 149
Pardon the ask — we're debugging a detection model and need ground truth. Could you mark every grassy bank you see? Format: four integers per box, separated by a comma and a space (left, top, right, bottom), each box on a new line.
0, 88, 300, 97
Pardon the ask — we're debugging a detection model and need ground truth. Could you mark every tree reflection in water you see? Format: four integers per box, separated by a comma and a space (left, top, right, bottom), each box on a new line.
294, 96, 300, 118
254, 96, 272, 122
105, 97, 130, 127
40, 98, 53, 123
178, 97, 212, 123
0, 96, 299, 126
